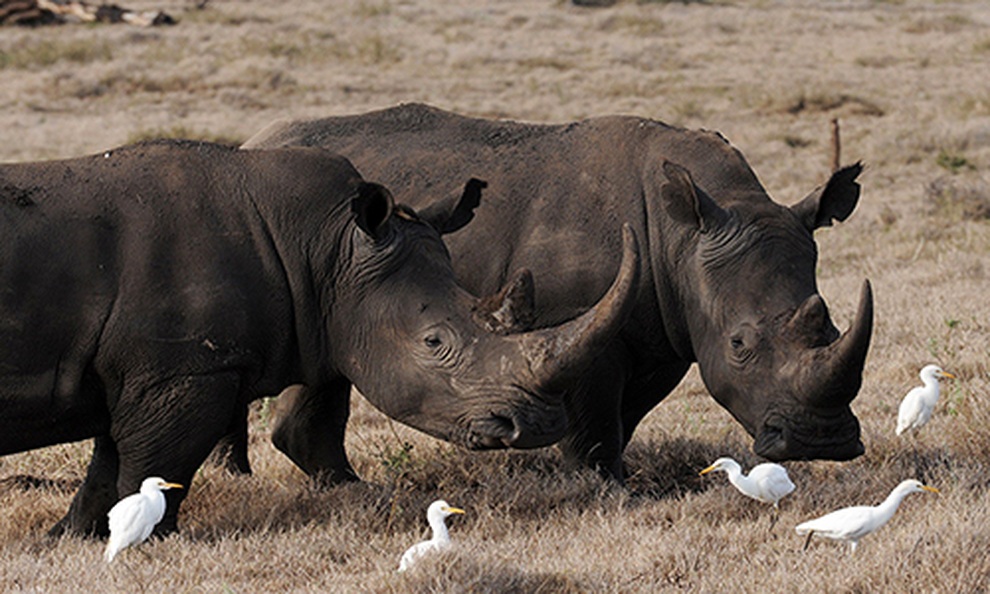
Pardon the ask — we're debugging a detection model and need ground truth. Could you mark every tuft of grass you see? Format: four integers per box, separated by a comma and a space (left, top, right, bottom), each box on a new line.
0, 39, 113, 70
924, 175, 990, 221
597, 14, 666, 36
516, 56, 574, 71
782, 92, 885, 117
935, 149, 974, 174
353, 1, 392, 17
637, 0, 713, 4
351, 33, 403, 65
125, 126, 244, 146
903, 13, 973, 34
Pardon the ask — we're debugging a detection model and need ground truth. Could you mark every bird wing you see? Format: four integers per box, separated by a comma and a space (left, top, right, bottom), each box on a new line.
750, 464, 795, 501
896, 387, 927, 434
399, 540, 441, 571
796, 506, 874, 540
107, 493, 147, 537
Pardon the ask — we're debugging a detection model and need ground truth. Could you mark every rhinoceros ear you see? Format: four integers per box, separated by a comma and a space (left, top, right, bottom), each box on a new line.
351, 182, 395, 238
660, 161, 727, 233
418, 178, 487, 235
790, 162, 863, 231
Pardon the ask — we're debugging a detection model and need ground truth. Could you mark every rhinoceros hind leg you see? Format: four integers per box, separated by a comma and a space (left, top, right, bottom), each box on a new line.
271, 380, 358, 488
113, 372, 241, 535
49, 434, 119, 538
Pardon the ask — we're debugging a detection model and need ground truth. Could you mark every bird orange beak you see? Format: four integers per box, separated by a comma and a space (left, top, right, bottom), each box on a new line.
940, 371, 956, 380
699, 465, 717, 476
921, 485, 940, 494
444, 506, 466, 515
162, 482, 184, 490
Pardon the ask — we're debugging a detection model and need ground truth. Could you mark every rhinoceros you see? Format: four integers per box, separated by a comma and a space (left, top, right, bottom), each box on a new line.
0, 139, 639, 535
243, 103, 874, 481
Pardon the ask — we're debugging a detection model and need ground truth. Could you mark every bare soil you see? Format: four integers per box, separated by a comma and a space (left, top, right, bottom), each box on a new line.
2, 1, 989, 592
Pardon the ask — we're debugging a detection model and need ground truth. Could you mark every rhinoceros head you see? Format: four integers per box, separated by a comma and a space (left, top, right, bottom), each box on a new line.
659, 162, 870, 462
331, 179, 640, 450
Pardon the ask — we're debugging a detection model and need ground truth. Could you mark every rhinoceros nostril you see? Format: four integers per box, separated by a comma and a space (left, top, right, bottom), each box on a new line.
468, 413, 517, 447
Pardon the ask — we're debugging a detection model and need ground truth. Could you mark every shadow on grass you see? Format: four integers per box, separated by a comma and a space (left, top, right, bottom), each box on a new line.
623, 437, 739, 501
396, 552, 593, 594
0, 474, 79, 495
880, 445, 987, 490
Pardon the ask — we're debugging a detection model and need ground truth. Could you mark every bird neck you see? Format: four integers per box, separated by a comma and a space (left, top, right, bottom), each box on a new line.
724, 465, 753, 492
875, 487, 911, 524
923, 380, 941, 401
428, 516, 451, 543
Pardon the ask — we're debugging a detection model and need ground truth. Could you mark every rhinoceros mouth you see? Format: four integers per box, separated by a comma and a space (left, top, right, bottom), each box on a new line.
754, 410, 863, 462
464, 400, 568, 451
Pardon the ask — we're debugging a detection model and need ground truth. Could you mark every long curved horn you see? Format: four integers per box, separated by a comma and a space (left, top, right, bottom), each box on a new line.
803, 280, 873, 405
515, 224, 641, 392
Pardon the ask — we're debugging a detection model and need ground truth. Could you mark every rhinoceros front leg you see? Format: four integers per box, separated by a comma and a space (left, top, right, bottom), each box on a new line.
619, 360, 691, 450
111, 372, 241, 535
49, 435, 120, 537
206, 403, 252, 475
271, 380, 358, 488
557, 349, 629, 482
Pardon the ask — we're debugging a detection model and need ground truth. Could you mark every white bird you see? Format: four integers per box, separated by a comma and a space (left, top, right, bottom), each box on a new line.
398, 499, 465, 572
700, 457, 795, 530
795, 479, 939, 552
104, 477, 183, 562
896, 364, 956, 436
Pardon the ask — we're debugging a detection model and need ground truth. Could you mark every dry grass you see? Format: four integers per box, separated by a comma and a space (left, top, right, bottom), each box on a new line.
2, 0, 990, 591
3, 382, 990, 592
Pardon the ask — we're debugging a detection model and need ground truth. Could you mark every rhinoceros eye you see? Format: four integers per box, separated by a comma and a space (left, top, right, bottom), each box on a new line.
420, 324, 459, 365
424, 333, 443, 349
422, 326, 454, 353
728, 328, 757, 363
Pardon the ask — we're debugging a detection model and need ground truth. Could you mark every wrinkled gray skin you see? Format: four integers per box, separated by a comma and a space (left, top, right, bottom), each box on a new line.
242, 103, 874, 481
0, 139, 639, 536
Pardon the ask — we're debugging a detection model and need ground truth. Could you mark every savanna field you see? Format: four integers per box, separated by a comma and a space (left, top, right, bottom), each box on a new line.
2, 0, 990, 591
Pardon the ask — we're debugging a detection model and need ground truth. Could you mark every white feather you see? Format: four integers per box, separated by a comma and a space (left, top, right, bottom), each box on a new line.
896, 364, 955, 436
796, 479, 938, 552
398, 499, 465, 572
700, 457, 795, 508
104, 477, 182, 562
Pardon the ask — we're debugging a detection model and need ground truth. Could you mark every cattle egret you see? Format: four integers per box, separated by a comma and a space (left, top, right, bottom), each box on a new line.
796, 479, 939, 552
398, 499, 465, 572
700, 457, 795, 529
896, 364, 956, 436
104, 477, 183, 562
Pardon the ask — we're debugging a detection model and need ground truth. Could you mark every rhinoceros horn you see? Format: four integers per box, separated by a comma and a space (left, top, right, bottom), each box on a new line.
514, 223, 641, 393
784, 293, 837, 348
800, 280, 874, 406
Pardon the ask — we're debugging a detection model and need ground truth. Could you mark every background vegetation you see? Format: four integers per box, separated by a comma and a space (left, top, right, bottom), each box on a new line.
1, 0, 988, 591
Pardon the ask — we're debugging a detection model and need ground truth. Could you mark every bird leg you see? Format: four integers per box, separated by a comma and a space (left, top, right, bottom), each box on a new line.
802, 530, 814, 551
768, 508, 780, 533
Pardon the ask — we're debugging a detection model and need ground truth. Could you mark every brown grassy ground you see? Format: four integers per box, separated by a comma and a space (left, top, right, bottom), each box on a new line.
2, 0, 990, 591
